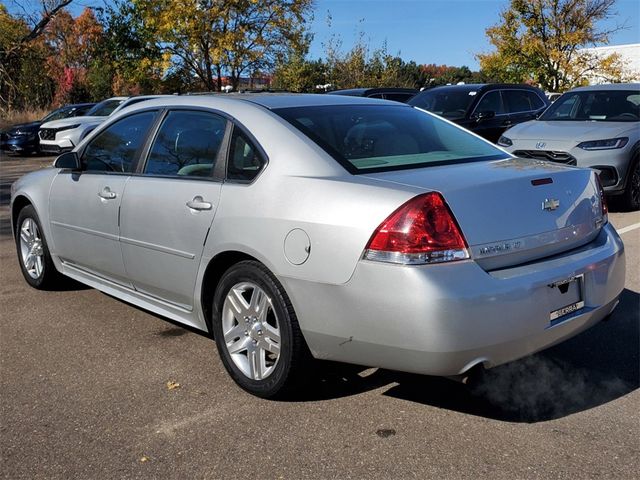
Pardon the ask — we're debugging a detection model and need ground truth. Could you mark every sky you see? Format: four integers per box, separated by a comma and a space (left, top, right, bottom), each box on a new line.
10, 0, 640, 70
306, 0, 640, 69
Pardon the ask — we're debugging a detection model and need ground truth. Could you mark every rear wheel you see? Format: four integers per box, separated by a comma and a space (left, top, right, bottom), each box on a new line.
15, 205, 63, 289
212, 260, 310, 398
621, 155, 639, 211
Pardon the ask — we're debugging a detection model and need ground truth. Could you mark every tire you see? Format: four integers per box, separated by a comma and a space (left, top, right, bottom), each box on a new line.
15, 205, 63, 289
212, 260, 310, 398
621, 155, 640, 211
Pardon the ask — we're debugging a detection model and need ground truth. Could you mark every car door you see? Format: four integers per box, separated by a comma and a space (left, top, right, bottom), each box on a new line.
118, 110, 227, 310
48, 111, 158, 286
469, 90, 508, 142
503, 89, 547, 126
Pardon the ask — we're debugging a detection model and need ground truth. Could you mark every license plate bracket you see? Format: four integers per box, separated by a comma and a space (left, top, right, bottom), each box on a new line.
548, 274, 584, 323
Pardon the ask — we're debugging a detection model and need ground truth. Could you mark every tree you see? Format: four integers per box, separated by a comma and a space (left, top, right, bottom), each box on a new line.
0, 1, 72, 113
94, 0, 164, 96
272, 50, 326, 92
45, 8, 104, 103
477, 0, 627, 91
133, 0, 314, 92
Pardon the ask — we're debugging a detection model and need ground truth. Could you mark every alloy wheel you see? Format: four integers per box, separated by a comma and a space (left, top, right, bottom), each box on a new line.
221, 281, 281, 380
19, 217, 44, 279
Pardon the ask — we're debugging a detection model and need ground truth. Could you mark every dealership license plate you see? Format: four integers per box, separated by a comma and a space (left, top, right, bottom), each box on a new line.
548, 275, 584, 322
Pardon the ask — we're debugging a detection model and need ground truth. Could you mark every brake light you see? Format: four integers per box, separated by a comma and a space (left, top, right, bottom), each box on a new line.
595, 173, 608, 220
364, 192, 469, 264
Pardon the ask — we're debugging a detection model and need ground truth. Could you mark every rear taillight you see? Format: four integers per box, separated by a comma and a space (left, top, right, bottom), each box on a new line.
595, 173, 608, 221
364, 192, 469, 265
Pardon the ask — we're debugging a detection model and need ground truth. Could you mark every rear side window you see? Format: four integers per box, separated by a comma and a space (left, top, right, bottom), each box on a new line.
475, 91, 505, 115
144, 110, 226, 178
504, 90, 545, 112
227, 128, 264, 181
81, 111, 156, 173
384, 93, 414, 103
274, 105, 506, 174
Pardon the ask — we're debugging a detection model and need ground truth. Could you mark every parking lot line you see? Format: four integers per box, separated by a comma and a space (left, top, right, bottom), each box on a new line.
617, 222, 640, 235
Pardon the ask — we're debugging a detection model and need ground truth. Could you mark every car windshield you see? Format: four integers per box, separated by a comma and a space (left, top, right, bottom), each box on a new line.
540, 90, 640, 122
274, 104, 506, 174
407, 88, 478, 120
86, 99, 125, 117
41, 105, 89, 123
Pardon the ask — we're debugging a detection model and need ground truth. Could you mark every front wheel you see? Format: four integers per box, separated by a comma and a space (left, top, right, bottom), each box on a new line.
15, 205, 63, 289
621, 156, 639, 211
212, 260, 310, 398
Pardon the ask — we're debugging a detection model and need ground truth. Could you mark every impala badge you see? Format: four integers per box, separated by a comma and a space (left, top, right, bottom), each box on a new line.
542, 198, 560, 211
536, 142, 546, 149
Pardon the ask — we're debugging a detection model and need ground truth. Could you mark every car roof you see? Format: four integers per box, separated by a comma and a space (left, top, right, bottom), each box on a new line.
61, 102, 96, 108
329, 88, 418, 96
568, 83, 640, 92
202, 93, 408, 109
425, 83, 545, 92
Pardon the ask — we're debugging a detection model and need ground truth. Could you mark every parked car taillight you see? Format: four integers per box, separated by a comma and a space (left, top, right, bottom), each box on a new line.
364, 192, 469, 265
595, 173, 608, 221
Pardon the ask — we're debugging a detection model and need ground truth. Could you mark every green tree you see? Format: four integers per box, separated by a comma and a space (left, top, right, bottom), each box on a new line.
272, 49, 327, 92
133, 0, 314, 91
95, 0, 164, 96
477, 0, 627, 91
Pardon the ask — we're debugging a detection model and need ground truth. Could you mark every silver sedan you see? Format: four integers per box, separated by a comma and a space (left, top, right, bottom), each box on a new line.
11, 94, 625, 398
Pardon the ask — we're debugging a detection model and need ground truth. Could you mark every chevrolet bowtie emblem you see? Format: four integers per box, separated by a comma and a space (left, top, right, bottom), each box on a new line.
542, 198, 560, 211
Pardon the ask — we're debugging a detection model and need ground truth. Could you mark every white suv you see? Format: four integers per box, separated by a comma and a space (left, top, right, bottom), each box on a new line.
499, 84, 640, 210
39, 96, 166, 154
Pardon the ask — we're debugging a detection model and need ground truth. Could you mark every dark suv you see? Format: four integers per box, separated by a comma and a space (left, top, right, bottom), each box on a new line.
408, 84, 550, 142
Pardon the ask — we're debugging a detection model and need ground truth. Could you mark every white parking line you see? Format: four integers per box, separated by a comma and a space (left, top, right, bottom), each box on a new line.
617, 222, 640, 235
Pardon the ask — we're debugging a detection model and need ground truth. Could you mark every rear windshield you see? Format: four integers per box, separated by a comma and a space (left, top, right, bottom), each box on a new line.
42, 105, 91, 123
408, 88, 478, 120
540, 90, 640, 122
86, 99, 125, 117
274, 104, 506, 173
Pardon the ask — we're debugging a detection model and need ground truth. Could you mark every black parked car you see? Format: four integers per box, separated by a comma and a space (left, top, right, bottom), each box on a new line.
329, 87, 418, 103
1, 103, 95, 156
408, 84, 550, 143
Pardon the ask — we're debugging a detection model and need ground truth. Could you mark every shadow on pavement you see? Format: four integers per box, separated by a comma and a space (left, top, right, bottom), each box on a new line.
294, 288, 639, 423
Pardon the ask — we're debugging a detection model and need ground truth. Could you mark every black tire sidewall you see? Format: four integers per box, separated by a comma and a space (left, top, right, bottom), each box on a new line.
623, 155, 640, 211
212, 261, 296, 398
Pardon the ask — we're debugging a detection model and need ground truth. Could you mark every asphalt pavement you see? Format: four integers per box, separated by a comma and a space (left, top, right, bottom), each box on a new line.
1, 156, 638, 479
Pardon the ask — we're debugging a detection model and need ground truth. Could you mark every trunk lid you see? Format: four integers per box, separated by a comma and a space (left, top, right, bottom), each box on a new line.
363, 158, 605, 270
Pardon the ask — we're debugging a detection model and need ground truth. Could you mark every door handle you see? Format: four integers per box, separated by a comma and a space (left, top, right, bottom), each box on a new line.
502, 120, 513, 126
98, 187, 117, 200
186, 196, 212, 211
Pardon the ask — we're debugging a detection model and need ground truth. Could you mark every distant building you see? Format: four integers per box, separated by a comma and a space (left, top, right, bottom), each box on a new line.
578, 43, 640, 84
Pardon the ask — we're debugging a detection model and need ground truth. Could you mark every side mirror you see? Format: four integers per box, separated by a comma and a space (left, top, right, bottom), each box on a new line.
474, 110, 496, 121
54, 151, 80, 170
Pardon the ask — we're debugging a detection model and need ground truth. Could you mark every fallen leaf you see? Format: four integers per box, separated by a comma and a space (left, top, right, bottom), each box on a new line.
166, 381, 181, 390
140, 456, 149, 463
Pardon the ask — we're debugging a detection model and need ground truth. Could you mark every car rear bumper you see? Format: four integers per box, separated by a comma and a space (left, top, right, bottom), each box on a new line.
284, 222, 625, 376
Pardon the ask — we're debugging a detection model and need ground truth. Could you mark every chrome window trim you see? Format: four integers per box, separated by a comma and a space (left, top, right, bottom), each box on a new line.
76, 108, 160, 174
136, 108, 230, 182
470, 88, 546, 117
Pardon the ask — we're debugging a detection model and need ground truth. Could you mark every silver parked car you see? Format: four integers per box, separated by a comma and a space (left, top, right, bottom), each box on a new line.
11, 94, 625, 398
499, 84, 640, 210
